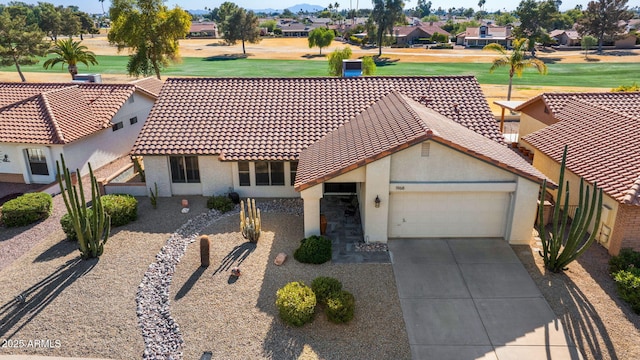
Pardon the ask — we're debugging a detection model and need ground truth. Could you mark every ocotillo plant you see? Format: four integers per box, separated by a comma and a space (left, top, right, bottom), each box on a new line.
538, 146, 603, 272
240, 198, 261, 243
57, 155, 111, 259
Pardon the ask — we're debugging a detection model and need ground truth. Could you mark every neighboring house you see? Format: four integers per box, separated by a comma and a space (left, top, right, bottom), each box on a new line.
188, 22, 218, 38
456, 25, 513, 48
279, 23, 317, 37
391, 24, 451, 45
551, 30, 581, 46
132, 76, 548, 244
0, 78, 161, 185
516, 92, 640, 255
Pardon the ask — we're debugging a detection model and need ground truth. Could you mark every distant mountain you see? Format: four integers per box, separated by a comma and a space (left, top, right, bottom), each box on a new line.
188, 9, 208, 16
286, 4, 324, 13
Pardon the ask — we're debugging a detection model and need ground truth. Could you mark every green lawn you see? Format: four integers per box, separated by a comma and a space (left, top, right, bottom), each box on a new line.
4, 55, 639, 88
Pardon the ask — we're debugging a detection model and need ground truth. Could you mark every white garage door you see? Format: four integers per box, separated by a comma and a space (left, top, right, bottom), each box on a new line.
388, 192, 510, 238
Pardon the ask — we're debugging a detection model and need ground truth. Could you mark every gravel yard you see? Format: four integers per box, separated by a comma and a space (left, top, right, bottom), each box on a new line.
514, 242, 640, 360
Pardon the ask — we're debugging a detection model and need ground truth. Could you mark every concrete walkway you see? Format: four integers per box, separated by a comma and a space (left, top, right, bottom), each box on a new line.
388, 238, 583, 360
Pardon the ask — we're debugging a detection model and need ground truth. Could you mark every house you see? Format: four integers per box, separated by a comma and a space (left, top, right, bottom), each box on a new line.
456, 25, 513, 48
0, 78, 161, 185
278, 23, 317, 37
516, 92, 640, 255
391, 24, 450, 45
188, 22, 218, 38
132, 76, 548, 244
550, 30, 581, 46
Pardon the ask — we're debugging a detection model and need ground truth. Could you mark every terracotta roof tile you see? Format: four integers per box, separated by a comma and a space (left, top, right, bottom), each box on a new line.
296, 92, 548, 190
132, 76, 502, 157
523, 98, 640, 206
0, 83, 141, 144
515, 92, 640, 118
129, 77, 164, 97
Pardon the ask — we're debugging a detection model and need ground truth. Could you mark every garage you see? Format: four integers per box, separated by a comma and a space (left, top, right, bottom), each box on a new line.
388, 191, 511, 238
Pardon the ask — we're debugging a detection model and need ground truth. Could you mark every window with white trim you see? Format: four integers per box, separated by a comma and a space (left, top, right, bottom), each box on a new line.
169, 156, 200, 183
255, 161, 284, 186
25, 148, 49, 176
238, 162, 250, 186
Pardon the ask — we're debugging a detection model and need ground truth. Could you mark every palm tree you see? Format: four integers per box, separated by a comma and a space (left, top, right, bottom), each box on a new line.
43, 39, 99, 79
484, 38, 547, 101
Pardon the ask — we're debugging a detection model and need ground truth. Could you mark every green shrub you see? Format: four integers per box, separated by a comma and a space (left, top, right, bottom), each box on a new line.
613, 268, 640, 314
101, 194, 137, 227
1, 192, 52, 227
325, 290, 355, 324
276, 281, 316, 326
609, 248, 640, 274
207, 195, 234, 213
294, 235, 332, 264
311, 276, 343, 304
60, 209, 94, 241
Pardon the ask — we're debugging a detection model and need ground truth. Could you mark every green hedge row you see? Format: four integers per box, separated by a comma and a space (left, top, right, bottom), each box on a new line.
60, 194, 137, 240
1, 192, 52, 227
610, 248, 640, 314
294, 235, 332, 264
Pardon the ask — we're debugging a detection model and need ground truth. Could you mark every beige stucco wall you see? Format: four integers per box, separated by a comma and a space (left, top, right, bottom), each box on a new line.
301, 184, 323, 237
527, 148, 621, 252
144, 156, 172, 197
363, 157, 390, 243
519, 113, 551, 151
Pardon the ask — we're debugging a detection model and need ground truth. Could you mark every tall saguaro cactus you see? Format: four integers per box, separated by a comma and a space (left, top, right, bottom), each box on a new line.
240, 198, 261, 243
57, 155, 111, 259
538, 146, 603, 272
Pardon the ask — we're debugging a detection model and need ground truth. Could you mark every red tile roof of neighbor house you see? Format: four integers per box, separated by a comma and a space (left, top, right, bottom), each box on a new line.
515, 92, 640, 118
129, 77, 164, 98
393, 24, 450, 37
131, 76, 503, 158
0, 82, 156, 145
295, 92, 549, 191
523, 98, 640, 206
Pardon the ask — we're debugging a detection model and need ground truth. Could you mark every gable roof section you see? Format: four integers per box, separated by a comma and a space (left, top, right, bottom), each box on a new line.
129, 77, 164, 98
515, 92, 640, 117
0, 83, 140, 144
523, 98, 640, 206
132, 76, 501, 158
295, 92, 549, 191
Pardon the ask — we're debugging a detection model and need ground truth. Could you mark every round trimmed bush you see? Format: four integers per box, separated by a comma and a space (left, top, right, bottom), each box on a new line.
60, 209, 93, 241
1, 192, 52, 227
325, 290, 355, 324
311, 276, 343, 304
275, 281, 316, 327
207, 195, 234, 213
293, 235, 332, 264
101, 194, 137, 227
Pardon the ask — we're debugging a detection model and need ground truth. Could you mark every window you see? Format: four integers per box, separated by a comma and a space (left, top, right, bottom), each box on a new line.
112, 121, 123, 131
290, 161, 298, 186
129, 116, 138, 125
238, 162, 250, 186
255, 161, 284, 186
26, 148, 49, 176
169, 156, 200, 183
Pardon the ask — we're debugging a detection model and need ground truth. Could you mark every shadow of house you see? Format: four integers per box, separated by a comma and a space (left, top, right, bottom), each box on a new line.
0, 257, 97, 338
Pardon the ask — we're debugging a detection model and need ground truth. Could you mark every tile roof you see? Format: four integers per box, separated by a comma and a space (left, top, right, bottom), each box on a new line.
129, 77, 164, 98
393, 24, 450, 37
132, 76, 502, 158
462, 26, 511, 39
296, 92, 549, 191
523, 98, 640, 206
0, 83, 142, 144
515, 92, 640, 118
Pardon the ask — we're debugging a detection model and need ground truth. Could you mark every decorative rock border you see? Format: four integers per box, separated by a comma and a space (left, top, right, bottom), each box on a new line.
136, 199, 303, 359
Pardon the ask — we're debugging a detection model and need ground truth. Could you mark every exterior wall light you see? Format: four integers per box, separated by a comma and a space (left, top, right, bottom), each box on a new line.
375, 195, 381, 208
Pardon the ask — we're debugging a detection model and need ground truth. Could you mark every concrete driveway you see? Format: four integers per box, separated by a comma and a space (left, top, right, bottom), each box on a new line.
388, 238, 583, 360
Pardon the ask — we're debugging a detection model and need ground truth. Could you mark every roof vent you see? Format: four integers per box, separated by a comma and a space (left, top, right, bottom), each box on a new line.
342, 60, 363, 77
72, 74, 102, 83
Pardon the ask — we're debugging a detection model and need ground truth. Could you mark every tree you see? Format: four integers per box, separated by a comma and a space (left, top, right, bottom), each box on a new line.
0, 12, 48, 82
538, 146, 602, 273
108, 0, 191, 79
308, 27, 334, 55
577, 0, 633, 54
515, 0, 560, 47
431, 32, 448, 43
478, 0, 486, 11
43, 39, 98, 79
35, 2, 62, 41
59, 6, 81, 38
484, 38, 548, 100
216, 1, 240, 39
260, 19, 277, 33
223, 8, 261, 54
581, 35, 597, 59
362, 56, 376, 75
99, 0, 106, 15
328, 47, 352, 76
76, 11, 100, 40
370, 0, 405, 56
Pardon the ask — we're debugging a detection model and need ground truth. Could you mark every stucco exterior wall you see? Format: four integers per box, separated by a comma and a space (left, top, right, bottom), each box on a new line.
200, 157, 233, 196
390, 141, 516, 182
519, 113, 552, 151
507, 177, 541, 243
363, 157, 390, 243
301, 184, 323, 237
144, 156, 172, 197
527, 148, 622, 252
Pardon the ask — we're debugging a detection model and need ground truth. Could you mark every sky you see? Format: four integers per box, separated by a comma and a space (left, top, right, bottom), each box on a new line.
0, 0, 599, 15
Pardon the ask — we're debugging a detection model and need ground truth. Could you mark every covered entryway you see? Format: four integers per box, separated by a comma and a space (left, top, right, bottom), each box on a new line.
388, 191, 510, 238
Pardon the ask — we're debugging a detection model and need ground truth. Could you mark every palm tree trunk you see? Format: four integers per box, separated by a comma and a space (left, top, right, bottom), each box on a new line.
242, 39, 246, 54
507, 75, 513, 101
68, 64, 78, 79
